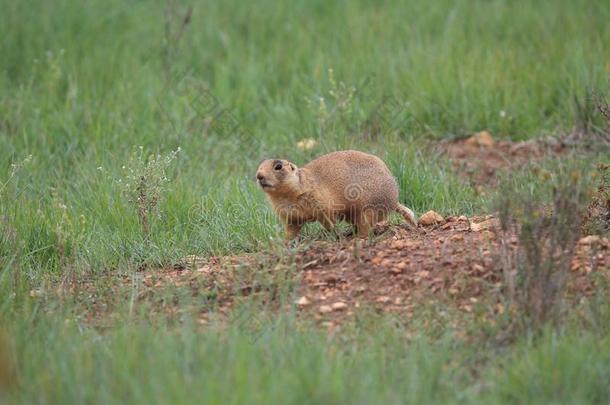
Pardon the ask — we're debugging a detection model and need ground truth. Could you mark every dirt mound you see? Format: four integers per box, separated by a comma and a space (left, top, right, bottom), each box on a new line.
117, 216, 609, 326
437, 132, 567, 187
290, 217, 608, 323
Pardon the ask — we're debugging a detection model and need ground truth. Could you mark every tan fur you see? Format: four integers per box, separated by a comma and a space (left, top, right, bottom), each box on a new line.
256, 150, 417, 240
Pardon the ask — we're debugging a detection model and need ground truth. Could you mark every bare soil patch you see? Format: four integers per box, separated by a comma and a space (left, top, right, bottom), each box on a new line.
86, 216, 608, 327
437, 132, 567, 187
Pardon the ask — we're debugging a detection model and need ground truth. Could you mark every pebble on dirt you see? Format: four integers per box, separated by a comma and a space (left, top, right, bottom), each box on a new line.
418, 210, 445, 226
465, 130, 494, 148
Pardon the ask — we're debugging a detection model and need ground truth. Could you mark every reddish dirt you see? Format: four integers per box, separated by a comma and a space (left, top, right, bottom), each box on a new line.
104, 216, 609, 326
437, 135, 567, 187
294, 219, 608, 324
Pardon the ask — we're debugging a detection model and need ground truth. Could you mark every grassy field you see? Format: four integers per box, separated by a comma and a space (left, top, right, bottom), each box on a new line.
1, 0, 610, 403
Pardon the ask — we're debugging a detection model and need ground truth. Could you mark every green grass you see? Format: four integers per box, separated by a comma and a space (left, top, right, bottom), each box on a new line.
1, 0, 610, 403
3, 307, 610, 404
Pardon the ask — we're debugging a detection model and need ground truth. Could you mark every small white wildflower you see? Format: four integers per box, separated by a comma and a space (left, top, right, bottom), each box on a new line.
499, 110, 507, 118
97, 166, 103, 171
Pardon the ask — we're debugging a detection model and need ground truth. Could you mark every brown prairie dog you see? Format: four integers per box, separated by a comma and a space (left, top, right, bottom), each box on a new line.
256, 150, 417, 240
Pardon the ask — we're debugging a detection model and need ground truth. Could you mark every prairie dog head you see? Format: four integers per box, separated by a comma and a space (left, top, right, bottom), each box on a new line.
255, 159, 300, 195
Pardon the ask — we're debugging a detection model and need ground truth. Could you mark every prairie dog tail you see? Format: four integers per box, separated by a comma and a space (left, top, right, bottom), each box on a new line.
395, 203, 417, 228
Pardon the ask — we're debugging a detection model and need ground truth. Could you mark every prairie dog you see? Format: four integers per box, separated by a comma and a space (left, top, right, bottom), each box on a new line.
256, 150, 417, 240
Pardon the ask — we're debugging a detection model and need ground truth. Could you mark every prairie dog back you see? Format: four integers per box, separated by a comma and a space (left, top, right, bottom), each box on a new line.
303, 150, 399, 210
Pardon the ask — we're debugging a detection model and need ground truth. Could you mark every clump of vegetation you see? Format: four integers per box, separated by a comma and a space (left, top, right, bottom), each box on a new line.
48, 188, 87, 281
305, 68, 357, 135
1, 154, 32, 257
583, 163, 610, 235
0, 154, 32, 198
119, 147, 180, 241
497, 170, 590, 333
593, 78, 610, 146
0, 155, 32, 298
580, 83, 610, 234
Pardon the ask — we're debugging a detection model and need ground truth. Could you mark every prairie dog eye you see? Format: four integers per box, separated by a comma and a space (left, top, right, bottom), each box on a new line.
274, 163, 283, 171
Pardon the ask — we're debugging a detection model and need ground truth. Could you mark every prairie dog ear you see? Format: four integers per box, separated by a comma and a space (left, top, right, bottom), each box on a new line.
289, 163, 296, 171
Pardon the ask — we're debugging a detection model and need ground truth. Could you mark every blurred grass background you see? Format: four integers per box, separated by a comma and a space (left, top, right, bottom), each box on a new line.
1, 0, 609, 403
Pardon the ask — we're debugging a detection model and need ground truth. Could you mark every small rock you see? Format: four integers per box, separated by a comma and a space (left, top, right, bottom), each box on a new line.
390, 240, 408, 249
416, 270, 430, 278
319, 305, 333, 314
470, 218, 499, 232
450, 234, 464, 242
376, 296, 391, 304
418, 210, 445, 226
570, 261, 582, 272
509, 140, 540, 155
579, 235, 600, 245
482, 230, 495, 240
392, 262, 408, 274
458, 215, 468, 222
465, 130, 494, 148
295, 296, 311, 307
472, 264, 485, 273
331, 302, 348, 311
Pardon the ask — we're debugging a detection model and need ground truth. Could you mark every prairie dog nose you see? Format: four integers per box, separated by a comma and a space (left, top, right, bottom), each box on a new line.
256, 173, 265, 181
